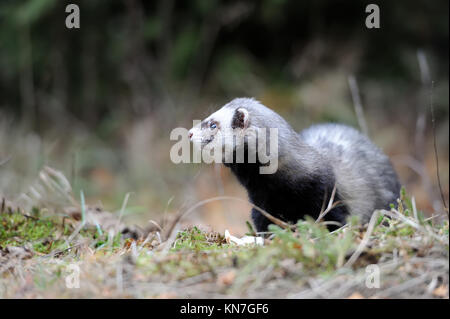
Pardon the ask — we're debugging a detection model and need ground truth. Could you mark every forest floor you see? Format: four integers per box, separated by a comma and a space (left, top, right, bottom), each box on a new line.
0, 168, 448, 299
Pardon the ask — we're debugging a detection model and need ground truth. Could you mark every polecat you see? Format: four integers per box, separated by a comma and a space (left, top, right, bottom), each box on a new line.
189, 98, 400, 232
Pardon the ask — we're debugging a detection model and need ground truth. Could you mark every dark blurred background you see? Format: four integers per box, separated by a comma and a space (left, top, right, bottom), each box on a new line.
0, 0, 448, 233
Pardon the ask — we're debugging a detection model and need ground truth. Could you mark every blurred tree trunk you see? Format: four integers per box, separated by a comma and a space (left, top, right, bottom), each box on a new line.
19, 25, 37, 131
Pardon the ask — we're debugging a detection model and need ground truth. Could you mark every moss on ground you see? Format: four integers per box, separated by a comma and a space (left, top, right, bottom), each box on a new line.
0, 191, 448, 298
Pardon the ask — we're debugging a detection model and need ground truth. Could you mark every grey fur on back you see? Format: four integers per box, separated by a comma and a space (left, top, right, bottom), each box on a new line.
300, 123, 400, 222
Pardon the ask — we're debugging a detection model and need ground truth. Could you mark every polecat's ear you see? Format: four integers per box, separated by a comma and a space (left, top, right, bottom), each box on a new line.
232, 108, 249, 129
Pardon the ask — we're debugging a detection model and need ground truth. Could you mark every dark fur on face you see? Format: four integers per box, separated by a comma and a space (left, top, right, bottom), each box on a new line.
231, 109, 247, 129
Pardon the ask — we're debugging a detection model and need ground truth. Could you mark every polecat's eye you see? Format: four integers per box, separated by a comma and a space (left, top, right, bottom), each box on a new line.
209, 122, 217, 129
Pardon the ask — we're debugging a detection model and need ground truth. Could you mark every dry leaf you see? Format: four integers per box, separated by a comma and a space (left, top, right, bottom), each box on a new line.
218, 270, 236, 286
347, 292, 365, 299
433, 285, 448, 298
155, 292, 178, 299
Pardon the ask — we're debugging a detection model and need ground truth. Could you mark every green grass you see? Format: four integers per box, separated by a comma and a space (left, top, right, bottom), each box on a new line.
0, 190, 448, 298
172, 226, 229, 251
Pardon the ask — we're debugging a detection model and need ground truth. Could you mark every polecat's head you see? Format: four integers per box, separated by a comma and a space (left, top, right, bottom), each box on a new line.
188, 98, 259, 154
189, 98, 284, 173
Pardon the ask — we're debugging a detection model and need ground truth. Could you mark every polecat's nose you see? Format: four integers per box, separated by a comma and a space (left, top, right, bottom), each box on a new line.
188, 131, 193, 140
